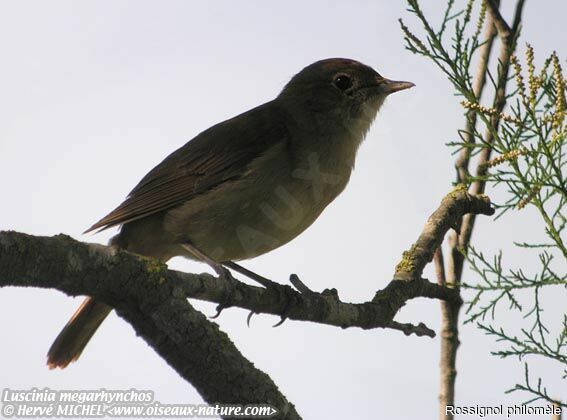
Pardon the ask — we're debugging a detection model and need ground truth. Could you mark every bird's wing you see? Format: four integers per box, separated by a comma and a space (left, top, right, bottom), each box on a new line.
85, 101, 290, 233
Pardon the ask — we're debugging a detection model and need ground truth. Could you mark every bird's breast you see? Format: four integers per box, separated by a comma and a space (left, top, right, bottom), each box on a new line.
164, 140, 354, 261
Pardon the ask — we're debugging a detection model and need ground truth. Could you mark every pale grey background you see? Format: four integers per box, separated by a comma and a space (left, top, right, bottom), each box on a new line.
1, 1, 565, 419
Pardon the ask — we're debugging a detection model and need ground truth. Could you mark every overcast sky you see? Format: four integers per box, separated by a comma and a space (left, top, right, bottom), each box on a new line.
1, 1, 565, 419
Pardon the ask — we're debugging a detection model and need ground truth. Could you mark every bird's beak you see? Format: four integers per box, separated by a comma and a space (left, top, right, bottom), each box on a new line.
381, 79, 415, 95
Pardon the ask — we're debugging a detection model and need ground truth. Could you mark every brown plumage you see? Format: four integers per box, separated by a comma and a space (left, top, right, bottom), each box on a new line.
47, 58, 413, 368
85, 103, 290, 233
47, 298, 111, 369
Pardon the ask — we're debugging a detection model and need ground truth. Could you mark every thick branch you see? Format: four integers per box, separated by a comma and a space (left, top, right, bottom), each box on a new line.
0, 231, 457, 335
393, 185, 494, 282
0, 187, 494, 417
0, 232, 300, 420
0, 188, 493, 338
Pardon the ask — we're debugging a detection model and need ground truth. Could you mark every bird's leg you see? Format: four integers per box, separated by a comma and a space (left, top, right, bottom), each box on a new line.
181, 242, 237, 319
223, 261, 305, 328
222, 261, 280, 288
181, 242, 228, 277
222, 262, 282, 325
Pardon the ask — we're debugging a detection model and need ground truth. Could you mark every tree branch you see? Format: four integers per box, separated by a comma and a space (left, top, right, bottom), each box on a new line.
436, 244, 461, 420
459, 0, 525, 257
393, 185, 494, 282
455, 6, 498, 183
441, 2, 525, 419
0, 187, 493, 418
0, 231, 459, 335
485, 0, 512, 39
440, 7, 499, 419
0, 233, 301, 420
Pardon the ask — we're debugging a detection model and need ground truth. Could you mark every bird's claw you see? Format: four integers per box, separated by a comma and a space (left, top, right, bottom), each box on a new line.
210, 302, 231, 319
272, 316, 287, 328
246, 310, 257, 327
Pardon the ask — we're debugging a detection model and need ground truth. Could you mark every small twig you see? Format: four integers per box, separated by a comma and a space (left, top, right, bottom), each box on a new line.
388, 321, 436, 338
434, 247, 447, 286
485, 0, 512, 39
289, 274, 315, 295
455, 10, 498, 183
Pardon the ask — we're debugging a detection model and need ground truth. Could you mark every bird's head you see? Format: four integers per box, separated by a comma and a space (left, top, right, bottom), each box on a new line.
279, 58, 414, 124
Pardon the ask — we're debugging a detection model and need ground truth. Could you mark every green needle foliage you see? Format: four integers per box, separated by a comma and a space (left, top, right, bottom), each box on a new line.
401, 0, 566, 407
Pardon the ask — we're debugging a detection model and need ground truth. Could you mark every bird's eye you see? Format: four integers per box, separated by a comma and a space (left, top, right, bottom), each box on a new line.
333, 75, 353, 91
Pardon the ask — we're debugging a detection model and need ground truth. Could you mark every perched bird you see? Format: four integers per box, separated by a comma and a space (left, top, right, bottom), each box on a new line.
47, 58, 413, 368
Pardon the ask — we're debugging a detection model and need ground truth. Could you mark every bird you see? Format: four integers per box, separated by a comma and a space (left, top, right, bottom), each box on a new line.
47, 58, 414, 369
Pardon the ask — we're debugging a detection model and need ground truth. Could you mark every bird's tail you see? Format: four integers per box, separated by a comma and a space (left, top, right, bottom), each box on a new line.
46, 297, 112, 369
